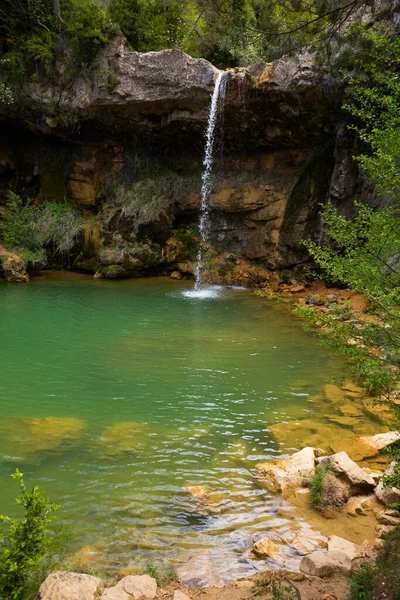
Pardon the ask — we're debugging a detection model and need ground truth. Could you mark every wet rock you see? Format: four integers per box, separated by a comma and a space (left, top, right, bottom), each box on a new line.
251, 537, 284, 561
375, 462, 400, 506
182, 484, 211, 501
324, 384, 346, 404
339, 431, 400, 463
318, 451, 376, 489
2, 256, 29, 282
0, 416, 85, 464
300, 551, 352, 577
287, 527, 327, 555
255, 447, 315, 493
99, 422, 149, 457
102, 575, 157, 600
37, 571, 101, 600
345, 495, 375, 516
327, 536, 363, 561
170, 270, 182, 279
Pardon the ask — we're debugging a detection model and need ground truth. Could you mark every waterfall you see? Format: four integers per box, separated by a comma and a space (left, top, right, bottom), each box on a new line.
194, 71, 228, 291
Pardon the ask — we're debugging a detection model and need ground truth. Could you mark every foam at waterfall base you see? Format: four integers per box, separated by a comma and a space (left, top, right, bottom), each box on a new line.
182, 286, 223, 299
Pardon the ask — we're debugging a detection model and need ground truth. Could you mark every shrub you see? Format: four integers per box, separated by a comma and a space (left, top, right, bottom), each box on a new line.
61, 0, 114, 63
309, 463, 334, 507
0, 469, 61, 600
0, 192, 83, 263
349, 564, 376, 600
137, 562, 175, 586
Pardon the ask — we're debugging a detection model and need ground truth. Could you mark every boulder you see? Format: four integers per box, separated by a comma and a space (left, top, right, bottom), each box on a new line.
319, 472, 351, 508
318, 451, 376, 489
300, 551, 352, 577
375, 462, 400, 506
251, 537, 284, 561
37, 571, 101, 600
102, 576, 157, 600
255, 446, 315, 493
327, 536, 363, 561
170, 270, 182, 279
340, 431, 400, 462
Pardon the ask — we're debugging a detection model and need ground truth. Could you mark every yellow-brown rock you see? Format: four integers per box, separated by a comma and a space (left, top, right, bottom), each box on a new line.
99, 421, 149, 457
0, 416, 85, 463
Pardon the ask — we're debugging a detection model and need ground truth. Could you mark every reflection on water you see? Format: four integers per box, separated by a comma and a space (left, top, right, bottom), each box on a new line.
0, 274, 382, 585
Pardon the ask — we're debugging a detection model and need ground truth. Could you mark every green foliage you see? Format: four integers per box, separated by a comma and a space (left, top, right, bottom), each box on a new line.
137, 562, 175, 586
61, 0, 114, 63
309, 463, 333, 507
0, 191, 83, 264
0, 469, 61, 600
350, 529, 400, 600
343, 28, 400, 200
349, 563, 376, 600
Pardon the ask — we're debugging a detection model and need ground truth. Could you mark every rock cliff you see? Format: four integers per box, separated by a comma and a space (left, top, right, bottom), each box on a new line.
0, 38, 367, 281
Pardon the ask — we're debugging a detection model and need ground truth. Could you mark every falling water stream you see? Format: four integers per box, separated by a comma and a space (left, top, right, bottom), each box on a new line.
193, 71, 228, 293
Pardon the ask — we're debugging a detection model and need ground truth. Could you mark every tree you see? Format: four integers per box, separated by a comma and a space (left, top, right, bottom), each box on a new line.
299, 27, 400, 488
0, 469, 60, 600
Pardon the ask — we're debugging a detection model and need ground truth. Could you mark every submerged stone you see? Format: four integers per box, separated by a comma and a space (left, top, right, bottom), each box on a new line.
0, 416, 85, 464
99, 422, 149, 457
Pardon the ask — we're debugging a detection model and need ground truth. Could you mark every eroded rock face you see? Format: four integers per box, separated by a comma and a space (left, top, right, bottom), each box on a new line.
0, 43, 376, 278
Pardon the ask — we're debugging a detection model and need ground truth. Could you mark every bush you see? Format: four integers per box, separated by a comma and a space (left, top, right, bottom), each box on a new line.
309, 463, 333, 507
350, 564, 376, 600
62, 0, 114, 63
0, 469, 61, 600
137, 562, 175, 586
0, 191, 83, 263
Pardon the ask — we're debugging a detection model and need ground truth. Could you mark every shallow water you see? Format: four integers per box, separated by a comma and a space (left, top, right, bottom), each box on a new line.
0, 274, 379, 584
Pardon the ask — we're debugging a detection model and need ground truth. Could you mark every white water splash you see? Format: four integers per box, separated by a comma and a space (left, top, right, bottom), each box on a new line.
182, 285, 223, 300
193, 71, 228, 293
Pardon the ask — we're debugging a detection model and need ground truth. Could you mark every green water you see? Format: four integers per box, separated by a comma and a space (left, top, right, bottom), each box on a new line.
0, 273, 355, 583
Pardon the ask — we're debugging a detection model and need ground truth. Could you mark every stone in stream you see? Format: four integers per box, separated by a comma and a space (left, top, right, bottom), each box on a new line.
333, 431, 400, 462
0, 416, 86, 464
251, 537, 285, 562
101, 575, 157, 600
99, 421, 149, 457
37, 571, 101, 600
